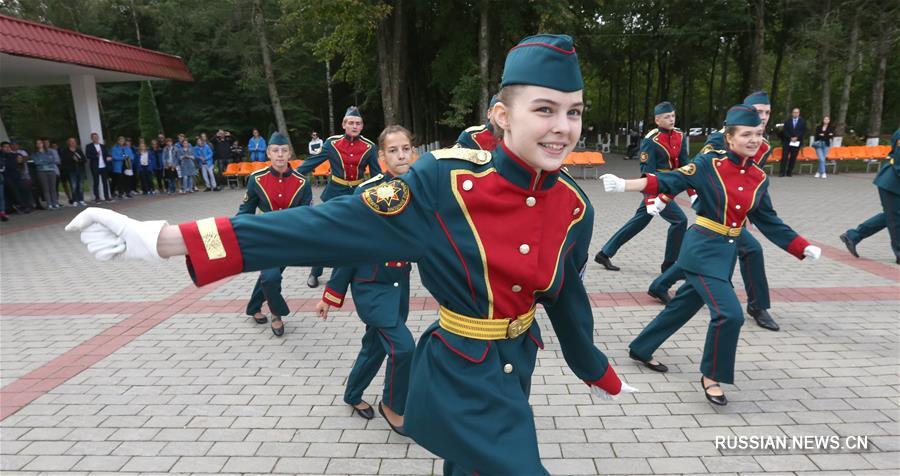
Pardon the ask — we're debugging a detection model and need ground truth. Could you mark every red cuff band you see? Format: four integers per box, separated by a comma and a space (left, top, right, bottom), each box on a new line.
787, 235, 810, 260
645, 197, 656, 206
687, 188, 697, 197
179, 217, 243, 286
585, 364, 622, 396
659, 194, 672, 203
323, 287, 345, 308
643, 174, 659, 196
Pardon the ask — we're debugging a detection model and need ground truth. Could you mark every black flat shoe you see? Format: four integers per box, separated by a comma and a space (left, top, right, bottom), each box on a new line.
306, 274, 319, 288
252, 313, 268, 324
647, 288, 671, 305
351, 401, 374, 420
378, 402, 407, 436
747, 307, 779, 332
594, 252, 620, 271
629, 349, 668, 372
702, 376, 727, 406
270, 315, 284, 337
839, 233, 859, 258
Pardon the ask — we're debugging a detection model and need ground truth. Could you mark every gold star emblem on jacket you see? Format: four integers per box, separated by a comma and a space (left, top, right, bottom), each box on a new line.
363, 179, 411, 216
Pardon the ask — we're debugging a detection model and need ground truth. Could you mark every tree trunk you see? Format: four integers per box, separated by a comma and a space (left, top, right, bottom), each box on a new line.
628, 59, 636, 130
325, 59, 335, 136
390, 0, 406, 126
866, 21, 893, 142
253, 0, 288, 141
375, 18, 395, 124
706, 40, 719, 129
717, 39, 731, 124
643, 55, 654, 130
749, 0, 765, 91
819, 0, 832, 117
769, 0, 791, 109
835, 9, 860, 137
477, 0, 490, 116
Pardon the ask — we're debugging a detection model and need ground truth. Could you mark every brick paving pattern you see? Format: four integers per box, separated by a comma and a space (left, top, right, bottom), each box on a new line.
1, 156, 897, 475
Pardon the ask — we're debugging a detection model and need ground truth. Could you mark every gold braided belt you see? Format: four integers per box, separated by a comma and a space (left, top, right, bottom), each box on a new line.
439, 306, 536, 340
695, 216, 742, 237
330, 175, 366, 187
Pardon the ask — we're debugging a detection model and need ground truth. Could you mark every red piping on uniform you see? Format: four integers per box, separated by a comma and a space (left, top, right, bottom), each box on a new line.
431, 331, 491, 363
378, 329, 395, 407
697, 275, 723, 377
527, 330, 544, 349
509, 42, 575, 55
435, 211, 478, 306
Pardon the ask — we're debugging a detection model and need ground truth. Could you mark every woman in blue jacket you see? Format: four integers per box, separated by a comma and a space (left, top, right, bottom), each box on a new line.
193, 138, 217, 191
248, 129, 266, 162
110, 136, 134, 199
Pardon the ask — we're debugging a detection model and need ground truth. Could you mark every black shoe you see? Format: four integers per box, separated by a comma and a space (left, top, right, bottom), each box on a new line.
204, 188, 212, 192
378, 402, 407, 436
252, 313, 268, 324
747, 307, 779, 331
351, 401, 374, 420
270, 315, 284, 337
307, 274, 319, 288
629, 349, 668, 372
839, 233, 859, 258
702, 376, 727, 406
647, 288, 671, 305
594, 252, 620, 271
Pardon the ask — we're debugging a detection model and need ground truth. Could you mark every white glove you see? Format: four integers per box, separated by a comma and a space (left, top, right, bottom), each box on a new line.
590, 382, 639, 401
65, 207, 168, 261
690, 194, 699, 205
645, 196, 666, 216
600, 174, 626, 193
803, 245, 821, 260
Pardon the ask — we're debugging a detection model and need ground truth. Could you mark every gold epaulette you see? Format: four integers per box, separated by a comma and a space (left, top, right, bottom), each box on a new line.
644, 128, 660, 139
464, 124, 488, 133
699, 144, 727, 155
249, 166, 270, 177
357, 173, 384, 189
431, 147, 491, 165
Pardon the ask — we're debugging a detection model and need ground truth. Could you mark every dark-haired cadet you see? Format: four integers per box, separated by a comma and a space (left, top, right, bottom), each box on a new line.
601, 104, 821, 406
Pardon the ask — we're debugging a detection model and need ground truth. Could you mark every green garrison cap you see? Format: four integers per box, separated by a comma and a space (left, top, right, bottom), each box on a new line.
500, 34, 583, 92
654, 101, 675, 115
344, 106, 361, 118
744, 90, 770, 105
725, 104, 762, 127
268, 132, 290, 146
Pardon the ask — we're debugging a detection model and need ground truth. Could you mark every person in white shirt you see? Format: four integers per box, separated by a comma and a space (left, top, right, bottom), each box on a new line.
308, 131, 323, 155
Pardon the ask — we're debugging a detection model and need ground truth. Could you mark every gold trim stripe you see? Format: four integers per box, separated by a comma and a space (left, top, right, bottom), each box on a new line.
439, 305, 535, 340
330, 176, 366, 187
695, 216, 742, 237
324, 292, 343, 305
196, 217, 227, 260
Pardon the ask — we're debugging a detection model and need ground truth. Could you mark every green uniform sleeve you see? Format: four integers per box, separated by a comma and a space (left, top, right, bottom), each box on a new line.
748, 190, 809, 259
297, 141, 330, 175
237, 180, 259, 215
300, 180, 313, 206
638, 138, 657, 175
323, 266, 356, 307
542, 204, 622, 394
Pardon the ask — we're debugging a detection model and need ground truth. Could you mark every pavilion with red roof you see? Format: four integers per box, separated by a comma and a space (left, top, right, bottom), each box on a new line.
0, 13, 192, 148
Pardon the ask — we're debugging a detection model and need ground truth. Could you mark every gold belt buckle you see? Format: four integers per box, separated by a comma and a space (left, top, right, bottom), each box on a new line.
506, 318, 528, 338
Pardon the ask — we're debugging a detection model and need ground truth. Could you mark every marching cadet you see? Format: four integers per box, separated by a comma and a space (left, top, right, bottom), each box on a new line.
315, 125, 416, 435
841, 127, 900, 263
455, 95, 500, 151
648, 91, 782, 331
594, 101, 689, 273
239, 132, 312, 336
67, 34, 637, 475
297, 106, 381, 288
600, 105, 821, 405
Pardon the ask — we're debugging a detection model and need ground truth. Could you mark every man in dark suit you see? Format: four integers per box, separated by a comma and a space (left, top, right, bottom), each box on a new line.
780, 107, 806, 177
84, 132, 113, 202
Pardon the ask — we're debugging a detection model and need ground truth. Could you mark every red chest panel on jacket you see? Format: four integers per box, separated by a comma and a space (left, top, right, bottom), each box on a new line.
257, 172, 304, 210
654, 130, 683, 168
713, 158, 766, 227
452, 170, 586, 319
334, 138, 371, 181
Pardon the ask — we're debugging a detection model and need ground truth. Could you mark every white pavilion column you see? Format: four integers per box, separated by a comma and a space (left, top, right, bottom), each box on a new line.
69, 74, 104, 148
0, 111, 9, 142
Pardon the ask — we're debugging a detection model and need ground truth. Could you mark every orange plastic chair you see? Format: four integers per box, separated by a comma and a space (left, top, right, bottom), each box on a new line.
223, 163, 241, 176
771, 147, 783, 160
827, 147, 846, 160
800, 147, 818, 161
866, 145, 890, 159
289, 160, 301, 169
237, 162, 254, 176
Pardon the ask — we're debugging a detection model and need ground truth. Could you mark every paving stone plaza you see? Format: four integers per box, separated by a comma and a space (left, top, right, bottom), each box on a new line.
1, 156, 898, 475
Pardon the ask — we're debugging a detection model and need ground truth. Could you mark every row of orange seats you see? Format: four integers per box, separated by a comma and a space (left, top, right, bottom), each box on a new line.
563, 151, 606, 166
769, 145, 891, 163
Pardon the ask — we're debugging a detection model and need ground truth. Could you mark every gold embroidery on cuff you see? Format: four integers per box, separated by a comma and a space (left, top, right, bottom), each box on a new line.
196, 217, 227, 260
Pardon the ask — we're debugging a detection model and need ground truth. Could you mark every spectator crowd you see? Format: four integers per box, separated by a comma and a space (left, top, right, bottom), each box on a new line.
0, 128, 325, 222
